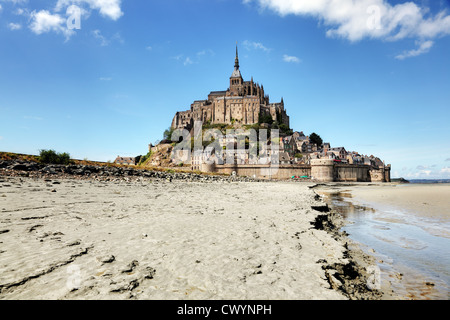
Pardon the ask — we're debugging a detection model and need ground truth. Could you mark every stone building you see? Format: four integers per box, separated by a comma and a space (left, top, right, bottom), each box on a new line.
329, 147, 347, 160
280, 135, 297, 158
171, 46, 290, 130
114, 156, 136, 166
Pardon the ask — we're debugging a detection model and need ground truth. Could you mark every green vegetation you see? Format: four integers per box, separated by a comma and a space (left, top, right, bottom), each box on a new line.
294, 153, 303, 159
0, 152, 39, 162
391, 177, 410, 184
309, 132, 323, 147
202, 122, 231, 133
279, 123, 293, 136
243, 123, 261, 132
134, 155, 142, 164
138, 150, 153, 165
163, 127, 175, 140
276, 111, 283, 124
38, 149, 71, 165
258, 113, 273, 125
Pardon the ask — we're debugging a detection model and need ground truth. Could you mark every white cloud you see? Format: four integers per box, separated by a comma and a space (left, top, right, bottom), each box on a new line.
405, 169, 432, 178
0, 0, 27, 12
92, 30, 123, 46
245, 0, 450, 58
283, 54, 301, 63
242, 40, 271, 52
14, 8, 25, 15
29, 10, 75, 39
8, 22, 22, 30
92, 29, 109, 46
146, 46, 152, 51
441, 167, 450, 174
183, 57, 193, 66
55, 0, 123, 21
395, 40, 433, 60
111, 32, 124, 44
172, 54, 194, 66
196, 49, 214, 57
17, 0, 123, 40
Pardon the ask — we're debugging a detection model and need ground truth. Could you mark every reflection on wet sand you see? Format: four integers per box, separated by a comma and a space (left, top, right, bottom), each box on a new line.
317, 188, 449, 300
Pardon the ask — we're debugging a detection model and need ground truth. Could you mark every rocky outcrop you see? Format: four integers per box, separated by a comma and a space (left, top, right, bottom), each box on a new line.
0, 159, 264, 183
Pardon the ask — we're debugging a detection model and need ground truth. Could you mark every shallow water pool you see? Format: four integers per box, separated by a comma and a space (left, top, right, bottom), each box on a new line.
317, 189, 450, 300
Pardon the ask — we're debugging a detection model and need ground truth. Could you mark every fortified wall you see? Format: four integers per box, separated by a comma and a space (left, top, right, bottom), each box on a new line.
310, 159, 391, 182
201, 159, 391, 182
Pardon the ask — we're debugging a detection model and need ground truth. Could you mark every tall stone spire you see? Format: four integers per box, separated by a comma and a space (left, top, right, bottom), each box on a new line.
231, 42, 242, 79
234, 43, 239, 69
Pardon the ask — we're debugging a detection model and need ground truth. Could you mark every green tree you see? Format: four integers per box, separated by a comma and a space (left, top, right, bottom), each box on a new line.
310, 132, 323, 147
138, 151, 153, 165
279, 124, 293, 135
258, 113, 273, 125
163, 127, 175, 141
39, 149, 71, 165
135, 155, 142, 164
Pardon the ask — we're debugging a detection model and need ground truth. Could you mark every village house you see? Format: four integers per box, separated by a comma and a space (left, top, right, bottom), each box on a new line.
280, 135, 297, 158
114, 156, 136, 166
329, 147, 347, 160
279, 152, 291, 165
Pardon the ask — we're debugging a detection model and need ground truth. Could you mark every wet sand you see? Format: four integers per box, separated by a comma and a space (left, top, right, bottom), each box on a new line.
316, 183, 450, 300
0, 176, 375, 300
346, 183, 450, 221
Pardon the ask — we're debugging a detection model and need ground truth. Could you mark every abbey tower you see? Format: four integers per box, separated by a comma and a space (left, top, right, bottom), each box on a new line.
171, 46, 290, 130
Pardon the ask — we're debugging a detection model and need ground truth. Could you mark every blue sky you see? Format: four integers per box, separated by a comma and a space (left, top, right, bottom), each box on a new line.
0, 0, 449, 179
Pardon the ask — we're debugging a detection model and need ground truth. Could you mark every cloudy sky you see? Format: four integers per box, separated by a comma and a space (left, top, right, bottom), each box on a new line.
0, 0, 449, 179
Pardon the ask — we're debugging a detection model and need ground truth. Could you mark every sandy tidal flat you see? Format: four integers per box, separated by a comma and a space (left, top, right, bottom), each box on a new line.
347, 183, 450, 221
0, 177, 354, 300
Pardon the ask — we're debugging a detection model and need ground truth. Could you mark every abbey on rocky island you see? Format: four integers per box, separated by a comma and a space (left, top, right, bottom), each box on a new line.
171, 46, 289, 130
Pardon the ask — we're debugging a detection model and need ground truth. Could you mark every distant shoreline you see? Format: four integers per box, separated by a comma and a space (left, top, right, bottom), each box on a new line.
408, 179, 450, 184
391, 177, 450, 184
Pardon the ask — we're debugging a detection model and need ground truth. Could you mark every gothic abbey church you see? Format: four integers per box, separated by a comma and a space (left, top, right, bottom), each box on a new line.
171, 46, 290, 130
